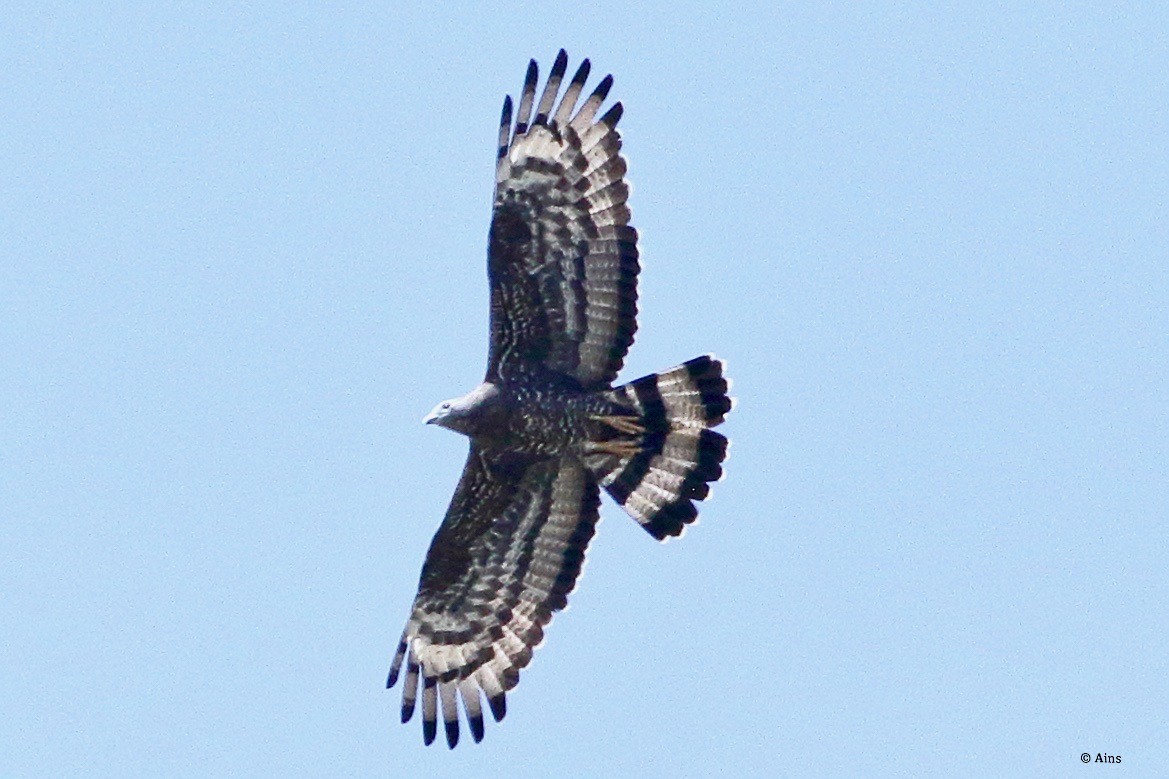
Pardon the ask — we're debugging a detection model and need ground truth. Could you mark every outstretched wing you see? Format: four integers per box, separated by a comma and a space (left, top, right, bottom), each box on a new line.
486, 50, 640, 390
387, 446, 600, 747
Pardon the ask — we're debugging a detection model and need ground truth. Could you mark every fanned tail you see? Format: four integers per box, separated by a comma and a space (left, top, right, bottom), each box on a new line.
585, 355, 732, 540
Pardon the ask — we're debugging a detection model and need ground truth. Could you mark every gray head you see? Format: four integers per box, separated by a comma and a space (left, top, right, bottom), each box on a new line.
423, 382, 501, 436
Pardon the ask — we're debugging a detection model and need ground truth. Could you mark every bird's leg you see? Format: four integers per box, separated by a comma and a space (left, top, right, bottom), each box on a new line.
586, 415, 645, 458
586, 439, 644, 458
593, 415, 645, 436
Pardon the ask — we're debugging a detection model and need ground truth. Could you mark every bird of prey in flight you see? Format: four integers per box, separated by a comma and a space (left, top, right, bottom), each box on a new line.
387, 50, 732, 747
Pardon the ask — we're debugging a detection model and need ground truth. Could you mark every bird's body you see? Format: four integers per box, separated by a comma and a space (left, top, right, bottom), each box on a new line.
429, 377, 620, 456
388, 50, 733, 748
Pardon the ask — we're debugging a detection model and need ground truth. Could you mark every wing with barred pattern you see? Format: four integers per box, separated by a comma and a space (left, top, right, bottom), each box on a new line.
487, 50, 639, 389
387, 446, 599, 747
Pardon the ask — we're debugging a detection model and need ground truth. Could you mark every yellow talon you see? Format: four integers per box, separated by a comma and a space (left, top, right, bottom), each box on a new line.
593, 415, 645, 435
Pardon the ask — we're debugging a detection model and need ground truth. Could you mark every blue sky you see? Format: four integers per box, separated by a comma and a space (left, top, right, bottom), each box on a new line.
3, 3, 1166, 776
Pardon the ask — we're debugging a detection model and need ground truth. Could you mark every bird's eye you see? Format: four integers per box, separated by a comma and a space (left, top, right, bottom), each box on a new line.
441, 402, 451, 410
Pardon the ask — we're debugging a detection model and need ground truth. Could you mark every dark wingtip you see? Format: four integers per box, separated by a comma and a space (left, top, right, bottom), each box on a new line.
574, 59, 591, 85
488, 693, 507, 722
469, 711, 485, 743
595, 73, 614, 99
423, 716, 436, 746
386, 638, 407, 688
515, 60, 539, 135
535, 49, 571, 128
498, 95, 514, 158
600, 101, 623, 129
445, 719, 459, 749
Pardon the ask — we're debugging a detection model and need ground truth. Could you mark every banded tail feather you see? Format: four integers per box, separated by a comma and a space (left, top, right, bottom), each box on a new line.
587, 355, 732, 540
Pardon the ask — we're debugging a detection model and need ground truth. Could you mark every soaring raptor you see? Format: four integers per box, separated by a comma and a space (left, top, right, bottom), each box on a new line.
387, 51, 732, 747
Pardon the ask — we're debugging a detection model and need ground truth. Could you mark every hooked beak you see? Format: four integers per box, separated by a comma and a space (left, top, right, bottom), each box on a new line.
423, 410, 439, 425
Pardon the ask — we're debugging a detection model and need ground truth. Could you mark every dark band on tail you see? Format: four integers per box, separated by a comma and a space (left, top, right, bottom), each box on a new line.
589, 355, 732, 540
